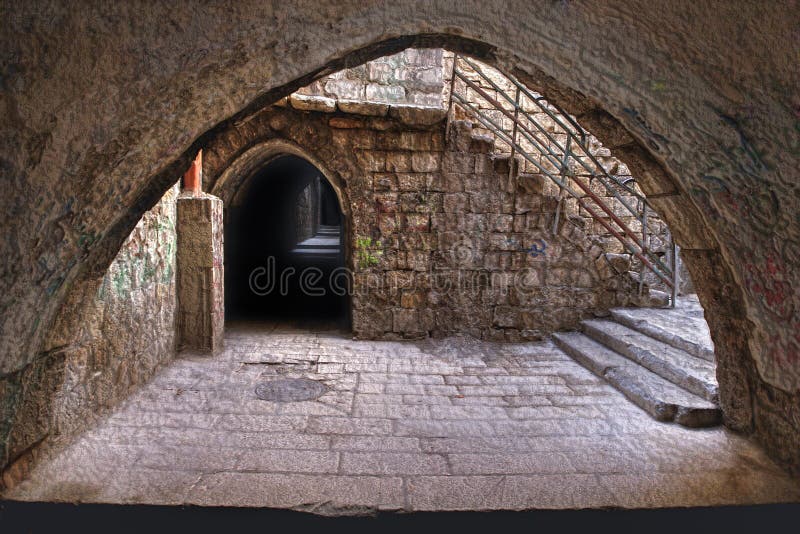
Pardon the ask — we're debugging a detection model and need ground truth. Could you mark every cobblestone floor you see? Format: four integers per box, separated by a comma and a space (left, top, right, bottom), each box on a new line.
5, 321, 799, 514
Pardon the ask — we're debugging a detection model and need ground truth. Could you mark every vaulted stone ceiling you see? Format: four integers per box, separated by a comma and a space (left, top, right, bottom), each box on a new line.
1, 1, 798, 473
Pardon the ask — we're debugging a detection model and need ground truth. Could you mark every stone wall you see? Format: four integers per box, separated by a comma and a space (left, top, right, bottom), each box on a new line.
309, 49, 688, 296
444, 52, 683, 294
204, 103, 652, 342
296, 48, 446, 108
0, 185, 178, 485
352, 118, 652, 341
295, 178, 320, 243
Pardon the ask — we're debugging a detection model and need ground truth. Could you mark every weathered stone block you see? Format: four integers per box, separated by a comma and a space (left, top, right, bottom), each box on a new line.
348, 130, 377, 149
375, 132, 405, 150
404, 214, 431, 233
337, 100, 390, 117
289, 94, 336, 113
378, 214, 401, 235
448, 120, 474, 152
443, 152, 475, 174
389, 105, 447, 126
442, 172, 465, 192
518, 174, 546, 195
397, 173, 427, 191
367, 83, 406, 103
424, 173, 444, 192
399, 131, 435, 151
493, 306, 519, 328
411, 152, 441, 172
474, 154, 492, 174
469, 134, 494, 153
373, 174, 397, 191
604, 253, 631, 274
490, 214, 514, 232
386, 152, 412, 172
329, 117, 367, 129
393, 309, 420, 333
355, 150, 386, 172
400, 291, 425, 308
325, 79, 365, 100
443, 193, 470, 214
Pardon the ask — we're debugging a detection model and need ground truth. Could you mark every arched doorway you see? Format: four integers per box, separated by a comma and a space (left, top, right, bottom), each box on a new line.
224, 155, 349, 327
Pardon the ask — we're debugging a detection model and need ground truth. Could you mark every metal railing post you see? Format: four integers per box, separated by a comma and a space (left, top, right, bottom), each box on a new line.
445, 53, 458, 141
553, 136, 572, 235
509, 86, 521, 160
671, 237, 680, 308
508, 85, 521, 187
639, 202, 647, 297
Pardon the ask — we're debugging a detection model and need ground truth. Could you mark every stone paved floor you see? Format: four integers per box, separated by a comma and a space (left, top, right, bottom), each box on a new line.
5, 321, 799, 514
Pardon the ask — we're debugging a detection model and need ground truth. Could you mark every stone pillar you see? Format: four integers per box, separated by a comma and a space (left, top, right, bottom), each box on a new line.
176, 151, 224, 353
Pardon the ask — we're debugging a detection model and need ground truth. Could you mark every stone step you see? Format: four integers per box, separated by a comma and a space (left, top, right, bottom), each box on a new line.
490, 153, 520, 178
469, 132, 495, 153
290, 248, 341, 256
610, 302, 715, 362
552, 332, 721, 428
295, 236, 340, 247
581, 319, 718, 402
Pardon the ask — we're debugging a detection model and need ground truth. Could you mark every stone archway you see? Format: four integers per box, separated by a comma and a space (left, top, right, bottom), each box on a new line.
212, 143, 353, 325
2, 3, 798, 475
211, 139, 351, 219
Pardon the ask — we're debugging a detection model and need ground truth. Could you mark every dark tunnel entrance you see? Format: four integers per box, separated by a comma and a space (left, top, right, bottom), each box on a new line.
224, 155, 349, 327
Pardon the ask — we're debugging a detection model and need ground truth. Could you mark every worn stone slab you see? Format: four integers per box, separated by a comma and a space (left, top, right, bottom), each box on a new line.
186, 473, 405, 513
289, 93, 337, 112
305, 416, 393, 436
337, 100, 390, 117
331, 435, 421, 452
340, 452, 448, 475
448, 452, 575, 475
5, 323, 797, 513
582, 319, 718, 401
553, 332, 720, 427
610, 302, 715, 362
596, 470, 800, 508
388, 104, 448, 126
236, 450, 340, 474
406, 474, 617, 510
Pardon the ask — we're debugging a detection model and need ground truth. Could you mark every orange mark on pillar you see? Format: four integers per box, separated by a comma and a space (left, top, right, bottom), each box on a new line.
183, 150, 203, 194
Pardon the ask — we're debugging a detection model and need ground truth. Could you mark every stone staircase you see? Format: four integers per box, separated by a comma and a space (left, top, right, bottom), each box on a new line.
290, 225, 342, 260
553, 296, 721, 427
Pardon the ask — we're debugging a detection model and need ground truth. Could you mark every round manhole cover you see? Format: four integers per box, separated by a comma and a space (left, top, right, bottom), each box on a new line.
254, 378, 328, 402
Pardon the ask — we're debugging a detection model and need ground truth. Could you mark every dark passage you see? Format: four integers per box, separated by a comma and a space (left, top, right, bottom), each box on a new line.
224, 155, 348, 325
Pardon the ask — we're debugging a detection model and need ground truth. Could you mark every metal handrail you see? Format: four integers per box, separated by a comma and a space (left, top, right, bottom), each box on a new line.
453, 70, 655, 260
459, 56, 645, 205
452, 92, 674, 287
449, 54, 676, 295
458, 55, 645, 209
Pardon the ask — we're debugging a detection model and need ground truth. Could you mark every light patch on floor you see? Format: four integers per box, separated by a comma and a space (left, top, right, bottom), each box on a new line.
4, 322, 799, 514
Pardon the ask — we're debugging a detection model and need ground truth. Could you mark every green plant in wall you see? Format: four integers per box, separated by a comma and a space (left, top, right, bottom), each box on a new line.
356, 236, 383, 269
